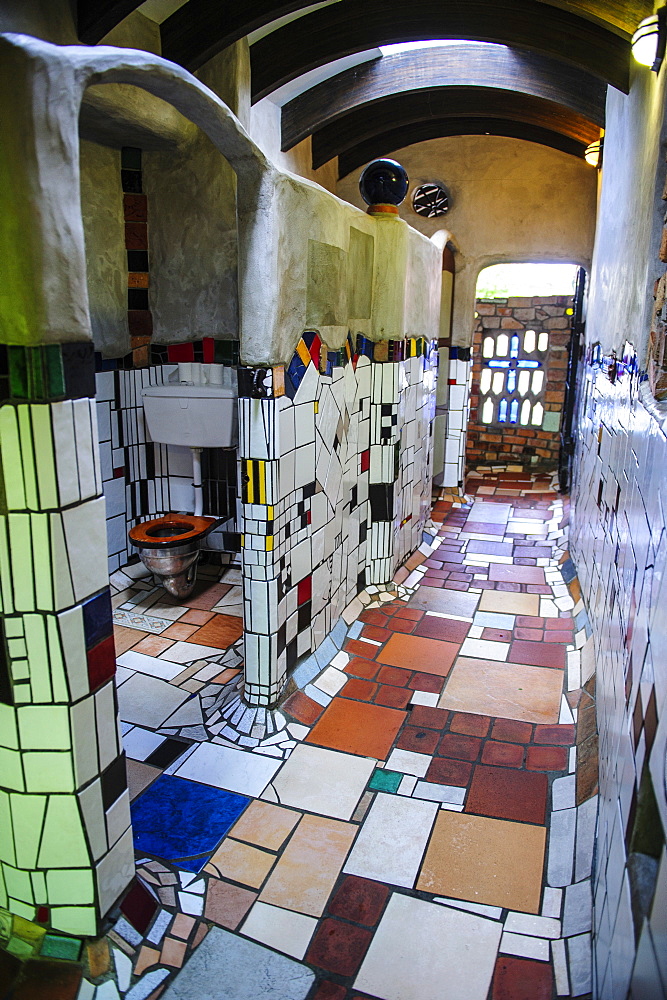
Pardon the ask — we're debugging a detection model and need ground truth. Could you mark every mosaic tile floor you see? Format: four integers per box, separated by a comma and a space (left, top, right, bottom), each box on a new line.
7, 468, 598, 1000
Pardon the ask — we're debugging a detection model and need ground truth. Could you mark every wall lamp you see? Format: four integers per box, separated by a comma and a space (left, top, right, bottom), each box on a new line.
584, 137, 604, 168
632, 7, 667, 72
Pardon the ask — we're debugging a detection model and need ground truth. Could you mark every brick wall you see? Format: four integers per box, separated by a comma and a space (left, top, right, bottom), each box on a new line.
466, 295, 573, 471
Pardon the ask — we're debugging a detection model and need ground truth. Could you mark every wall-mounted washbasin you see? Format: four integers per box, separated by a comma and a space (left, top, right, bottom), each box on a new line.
141, 384, 238, 448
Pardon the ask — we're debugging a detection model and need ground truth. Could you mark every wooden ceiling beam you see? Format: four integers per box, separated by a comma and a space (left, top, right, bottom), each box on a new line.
77, 0, 145, 43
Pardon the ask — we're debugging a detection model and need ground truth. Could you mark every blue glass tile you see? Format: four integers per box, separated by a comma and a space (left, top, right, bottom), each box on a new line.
509, 399, 519, 423
130, 774, 250, 871
82, 590, 114, 649
510, 334, 519, 358
507, 370, 517, 393
498, 399, 508, 423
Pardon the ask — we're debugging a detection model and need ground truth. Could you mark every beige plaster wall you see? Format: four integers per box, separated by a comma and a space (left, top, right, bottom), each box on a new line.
250, 99, 338, 194
337, 136, 597, 347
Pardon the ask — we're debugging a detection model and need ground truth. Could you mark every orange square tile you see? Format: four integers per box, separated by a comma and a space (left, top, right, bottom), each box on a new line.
161, 937, 187, 967
229, 800, 301, 851
170, 914, 195, 940
186, 614, 243, 649
376, 633, 459, 676
180, 609, 216, 626
305, 697, 406, 760
204, 838, 276, 888
132, 634, 175, 656
113, 625, 148, 654
162, 622, 199, 640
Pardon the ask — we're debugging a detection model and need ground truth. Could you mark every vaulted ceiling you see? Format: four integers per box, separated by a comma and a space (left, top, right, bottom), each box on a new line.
78, 0, 651, 174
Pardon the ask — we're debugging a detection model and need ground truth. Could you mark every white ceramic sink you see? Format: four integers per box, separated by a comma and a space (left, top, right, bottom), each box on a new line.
141, 384, 238, 448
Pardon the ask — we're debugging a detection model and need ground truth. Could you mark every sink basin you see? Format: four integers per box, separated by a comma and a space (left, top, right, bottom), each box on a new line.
141, 384, 238, 448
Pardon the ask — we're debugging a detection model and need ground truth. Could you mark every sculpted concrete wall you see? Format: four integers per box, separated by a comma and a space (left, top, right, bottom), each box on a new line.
338, 136, 597, 347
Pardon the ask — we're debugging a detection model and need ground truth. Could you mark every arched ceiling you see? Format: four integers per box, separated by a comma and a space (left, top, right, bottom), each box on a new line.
282, 45, 607, 152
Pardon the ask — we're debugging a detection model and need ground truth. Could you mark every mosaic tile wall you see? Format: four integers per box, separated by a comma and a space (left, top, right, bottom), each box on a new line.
433, 345, 472, 491
0, 343, 134, 938
238, 333, 438, 706
467, 296, 572, 470
570, 344, 667, 998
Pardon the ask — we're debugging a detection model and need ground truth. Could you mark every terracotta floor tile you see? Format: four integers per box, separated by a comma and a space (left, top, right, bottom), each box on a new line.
373, 684, 412, 709
425, 756, 472, 786
514, 627, 543, 641
204, 878, 257, 931
437, 732, 482, 761
345, 638, 379, 658
306, 918, 373, 976
408, 586, 480, 618
412, 616, 469, 643
409, 672, 445, 693
534, 724, 575, 745
386, 617, 418, 633
479, 591, 541, 616
438, 658, 563, 725
131, 634, 175, 656
416, 810, 546, 913
515, 615, 545, 628
306, 698, 407, 760
509, 640, 566, 669
327, 875, 390, 926
360, 609, 392, 626
409, 705, 449, 730
449, 712, 491, 737
211, 667, 242, 685
377, 633, 459, 676
342, 677, 378, 701
311, 982, 347, 1000
481, 740, 524, 767
488, 564, 546, 585
186, 613, 244, 649
492, 719, 533, 743
344, 657, 380, 680
183, 581, 232, 610
114, 624, 148, 654
544, 630, 573, 643
162, 621, 199, 640
283, 690, 324, 725
464, 521, 506, 534
492, 955, 553, 1000
362, 624, 392, 642
161, 936, 187, 967
180, 609, 216, 626
205, 838, 277, 888
466, 764, 547, 824
392, 607, 424, 621
396, 726, 440, 754
526, 745, 568, 770
171, 913, 196, 939
376, 664, 412, 687
259, 814, 356, 917
228, 800, 301, 851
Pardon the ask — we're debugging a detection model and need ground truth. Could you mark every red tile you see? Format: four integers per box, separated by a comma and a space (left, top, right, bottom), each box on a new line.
345, 638, 379, 659
492, 955, 553, 1000
306, 918, 373, 976
377, 664, 412, 687
482, 741, 524, 767
481, 628, 513, 642
360, 609, 391, 626
282, 690, 324, 725
386, 617, 418, 634
544, 631, 573, 643
525, 746, 568, 771
391, 607, 423, 621
362, 625, 392, 643
413, 617, 469, 643
491, 719, 533, 743
396, 726, 440, 754
120, 878, 158, 933
310, 982, 347, 1000
534, 724, 575, 745
306, 698, 407, 760
374, 684, 412, 709
515, 616, 545, 628
408, 672, 444, 693
437, 732, 482, 762
344, 657, 380, 680
489, 564, 546, 584
546, 617, 573, 630
514, 627, 543, 641
409, 705, 449, 730
425, 756, 472, 786
466, 765, 547, 824
186, 614, 244, 648
342, 678, 378, 702
327, 875, 389, 926
509, 640, 566, 669
449, 712, 491, 737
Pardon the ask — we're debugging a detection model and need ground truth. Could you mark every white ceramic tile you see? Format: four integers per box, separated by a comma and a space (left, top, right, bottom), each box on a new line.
499, 932, 549, 961
562, 879, 592, 937
541, 886, 562, 918
268, 744, 374, 821
176, 742, 281, 797
355, 893, 502, 1000
410, 691, 440, 707
159, 641, 224, 663
552, 774, 576, 811
386, 748, 431, 777
548, 807, 576, 887
551, 938, 570, 995
344, 793, 438, 888
413, 781, 466, 806
504, 912, 561, 938
117, 649, 184, 681
459, 638, 510, 661
117, 672, 189, 729
241, 902, 317, 960
314, 666, 347, 696
433, 897, 502, 920
121, 727, 165, 762
469, 502, 511, 523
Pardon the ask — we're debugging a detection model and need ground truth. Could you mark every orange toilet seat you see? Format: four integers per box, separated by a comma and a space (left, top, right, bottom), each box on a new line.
128, 514, 219, 549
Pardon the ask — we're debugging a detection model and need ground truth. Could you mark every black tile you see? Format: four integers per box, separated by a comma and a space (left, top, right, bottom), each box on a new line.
286, 637, 298, 671
128, 288, 149, 310
368, 483, 394, 521
144, 737, 191, 769
121, 169, 143, 193
101, 753, 128, 810
127, 250, 149, 272
61, 342, 95, 399
298, 601, 311, 631
121, 146, 142, 170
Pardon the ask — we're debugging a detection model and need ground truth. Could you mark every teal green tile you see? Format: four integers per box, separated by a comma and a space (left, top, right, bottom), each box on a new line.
28, 348, 45, 400
8, 347, 28, 399
45, 346, 65, 399
41, 932, 82, 960
368, 769, 403, 793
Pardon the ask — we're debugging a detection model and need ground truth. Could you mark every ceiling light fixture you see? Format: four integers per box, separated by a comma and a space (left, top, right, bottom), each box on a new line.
584, 137, 604, 168
631, 7, 667, 71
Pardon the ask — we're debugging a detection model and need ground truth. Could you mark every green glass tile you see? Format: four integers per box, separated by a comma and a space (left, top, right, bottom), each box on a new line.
0, 406, 26, 511
50, 513, 74, 612
30, 405, 58, 510
12, 681, 32, 703
11, 659, 29, 680
10, 793, 47, 870
44, 346, 65, 399
0, 747, 25, 791
121, 146, 142, 170
542, 409, 561, 432
37, 795, 89, 868
7, 898, 34, 921
4, 619, 23, 639
51, 906, 96, 937
18, 706, 69, 751
0, 518, 15, 614
0, 377, 9, 406
3, 864, 33, 903
40, 931, 82, 960
8, 514, 35, 612
31, 871, 46, 905
7, 638, 25, 659
46, 868, 93, 905
368, 768, 403, 793
8, 347, 28, 399
27, 348, 45, 400
46, 616, 69, 703
24, 614, 52, 702
31, 514, 53, 613
0, 707, 18, 750
24, 752, 74, 793
0, 791, 15, 866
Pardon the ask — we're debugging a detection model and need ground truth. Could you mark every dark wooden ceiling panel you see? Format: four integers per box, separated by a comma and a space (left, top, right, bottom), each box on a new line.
282, 45, 606, 151
78, 0, 145, 43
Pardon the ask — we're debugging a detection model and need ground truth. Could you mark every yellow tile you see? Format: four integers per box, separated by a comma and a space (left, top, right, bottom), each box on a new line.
416, 811, 546, 914
229, 800, 301, 851
259, 814, 356, 917
438, 657, 562, 725
205, 839, 276, 889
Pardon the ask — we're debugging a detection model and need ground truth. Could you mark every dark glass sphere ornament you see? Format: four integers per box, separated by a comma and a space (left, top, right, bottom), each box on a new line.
359, 158, 409, 206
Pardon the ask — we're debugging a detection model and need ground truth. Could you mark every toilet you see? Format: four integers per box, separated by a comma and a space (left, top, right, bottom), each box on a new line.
128, 514, 219, 600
